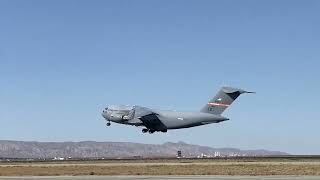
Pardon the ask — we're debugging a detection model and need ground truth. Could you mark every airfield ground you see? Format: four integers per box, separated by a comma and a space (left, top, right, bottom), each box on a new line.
0, 157, 320, 176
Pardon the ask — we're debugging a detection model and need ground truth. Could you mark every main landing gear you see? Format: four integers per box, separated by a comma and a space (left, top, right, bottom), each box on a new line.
142, 128, 154, 134
106, 121, 111, 126
142, 128, 167, 134
149, 129, 155, 134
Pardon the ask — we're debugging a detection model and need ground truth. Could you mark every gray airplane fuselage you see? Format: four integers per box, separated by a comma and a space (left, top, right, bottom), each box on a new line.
153, 110, 229, 129
102, 107, 228, 131
101, 87, 253, 133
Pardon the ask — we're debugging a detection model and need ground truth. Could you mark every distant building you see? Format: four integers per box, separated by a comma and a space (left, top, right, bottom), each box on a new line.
177, 150, 182, 158
228, 153, 240, 157
198, 153, 207, 158
53, 157, 64, 160
214, 151, 221, 157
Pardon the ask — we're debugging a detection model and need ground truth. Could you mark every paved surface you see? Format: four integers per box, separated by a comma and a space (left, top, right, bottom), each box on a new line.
1, 176, 320, 180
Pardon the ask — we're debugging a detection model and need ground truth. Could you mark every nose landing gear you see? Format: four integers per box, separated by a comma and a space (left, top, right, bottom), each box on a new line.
106, 121, 111, 126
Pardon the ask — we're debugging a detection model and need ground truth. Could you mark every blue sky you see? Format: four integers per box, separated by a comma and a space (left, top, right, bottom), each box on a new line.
0, 0, 319, 154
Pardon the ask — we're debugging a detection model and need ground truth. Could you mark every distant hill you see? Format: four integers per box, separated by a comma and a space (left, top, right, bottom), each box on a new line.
0, 140, 289, 158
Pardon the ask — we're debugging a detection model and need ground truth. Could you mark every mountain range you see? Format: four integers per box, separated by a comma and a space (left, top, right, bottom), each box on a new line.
0, 140, 289, 159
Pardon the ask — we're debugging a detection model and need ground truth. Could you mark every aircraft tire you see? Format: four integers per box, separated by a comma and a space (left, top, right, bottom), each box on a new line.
148, 130, 155, 134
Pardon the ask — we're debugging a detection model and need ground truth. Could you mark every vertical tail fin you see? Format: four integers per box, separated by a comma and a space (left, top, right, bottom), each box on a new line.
201, 87, 254, 115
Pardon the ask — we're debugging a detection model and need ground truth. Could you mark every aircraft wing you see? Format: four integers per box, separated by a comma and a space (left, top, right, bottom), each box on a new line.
133, 106, 154, 118
134, 106, 167, 131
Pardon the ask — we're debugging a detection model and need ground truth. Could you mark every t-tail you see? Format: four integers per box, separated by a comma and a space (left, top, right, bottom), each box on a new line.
201, 86, 254, 115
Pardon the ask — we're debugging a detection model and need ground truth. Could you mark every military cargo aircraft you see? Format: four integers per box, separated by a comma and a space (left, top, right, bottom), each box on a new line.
101, 87, 253, 134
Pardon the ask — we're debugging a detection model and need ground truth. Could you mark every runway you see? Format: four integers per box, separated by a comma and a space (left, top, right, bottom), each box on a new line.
1, 157, 320, 177
1, 176, 320, 180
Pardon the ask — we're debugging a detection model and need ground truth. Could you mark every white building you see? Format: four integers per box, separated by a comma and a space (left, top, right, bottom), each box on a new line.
214, 151, 221, 157
53, 157, 65, 160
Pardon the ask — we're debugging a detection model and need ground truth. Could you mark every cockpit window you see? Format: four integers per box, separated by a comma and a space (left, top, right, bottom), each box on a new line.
105, 105, 134, 114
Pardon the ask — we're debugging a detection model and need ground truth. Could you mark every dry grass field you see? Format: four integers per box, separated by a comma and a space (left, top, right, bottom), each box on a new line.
0, 157, 320, 176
